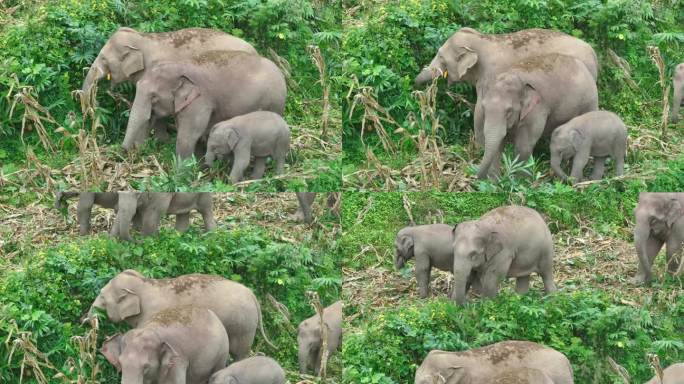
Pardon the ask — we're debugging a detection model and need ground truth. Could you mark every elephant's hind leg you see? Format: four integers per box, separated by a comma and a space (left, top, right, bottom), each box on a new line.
666, 222, 684, 274
229, 331, 256, 361
590, 156, 607, 180
175, 213, 190, 232
251, 157, 267, 179
539, 248, 557, 294
515, 276, 530, 294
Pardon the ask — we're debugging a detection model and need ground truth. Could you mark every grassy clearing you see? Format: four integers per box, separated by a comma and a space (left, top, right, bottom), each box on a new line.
341, 191, 684, 383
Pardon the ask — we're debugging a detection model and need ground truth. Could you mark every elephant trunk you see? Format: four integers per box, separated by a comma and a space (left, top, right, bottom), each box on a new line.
451, 266, 471, 305
81, 294, 105, 324
672, 86, 682, 123
205, 149, 215, 167
82, 55, 107, 96
298, 348, 309, 374
121, 369, 143, 384
477, 116, 507, 179
549, 148, 568, 181
122, 91, 152, 151
394, 250, 405, 269
634, 215, 654, 283
414, 67, 435, 87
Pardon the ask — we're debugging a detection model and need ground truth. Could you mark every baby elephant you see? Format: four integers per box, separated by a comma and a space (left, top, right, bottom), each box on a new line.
101, 305, 230, 384
205, 111, 291, 183
646, 363, 684, 384
209, 356, 286, 384
415, 340, 573, 384
298, 300, 342, 376
550, 110, 627, 183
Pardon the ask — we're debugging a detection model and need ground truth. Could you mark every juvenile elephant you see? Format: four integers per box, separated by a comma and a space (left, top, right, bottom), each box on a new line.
298, 301, 342, 376
55, 191, 122, 235
395, 224, 456, 298
492, 367, 554, 384
550, 111, 628, 183
114, 192, 216, 241
209, 356, 286, 384
415, 341, 573, 384
672, 63, 684, 123
646, 363, 684, 384
477, 54, 598, 179
89, 269, 273, 360
415, 27, 598, 149
101, 305, 230, 384
451, 206, 556, 305
205, 111, 291, 183
294, 193, 341, 224
123, 50, 286, 159
632, 193, 684, 284
82, 28, 255, 142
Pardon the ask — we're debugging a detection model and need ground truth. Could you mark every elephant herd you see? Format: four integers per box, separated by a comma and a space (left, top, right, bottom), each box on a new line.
415, 27, 683, 183
83, 27, 290, 183
394, 193, 684, 383
85, 269, 342, 383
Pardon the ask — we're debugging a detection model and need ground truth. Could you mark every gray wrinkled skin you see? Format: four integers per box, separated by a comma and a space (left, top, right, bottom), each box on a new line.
672, 63, 684, 123
205, 111, 291, 183
90, 269, 272, 360
113, 192, 216, 241
298, 301, 342, 376
209, 356, 286, 384
645, 363, 684, 384
415, 341, 573, 384
100, 306, 230, 384
451, 206, 556, 305
477, 54, 598, 179
632, 193, 684, 285
123, 50, 286, 160
550, 110, 628, 183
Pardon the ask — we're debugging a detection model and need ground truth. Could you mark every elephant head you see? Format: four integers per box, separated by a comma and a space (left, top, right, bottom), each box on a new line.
205, 124, 239, 167
123, 65, 202, 150
415, 364, 471, 384
82, 28, 146, 95
478, 72, 541, 179
297, 321, 323, 374
90, 269, 145, 324
394, 230, 414, 269
415, 27, 481, 87
101, 330, 183, 384
649, 198, 683, 238
550, 127, 585, 180
451, 222, 502, 304
208, 371, 239, 384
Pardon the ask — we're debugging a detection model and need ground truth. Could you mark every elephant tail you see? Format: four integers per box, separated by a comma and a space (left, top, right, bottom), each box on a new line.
253, 293, 276, 349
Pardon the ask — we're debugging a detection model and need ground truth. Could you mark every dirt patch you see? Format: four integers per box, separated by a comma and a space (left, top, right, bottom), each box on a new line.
476, 29, 566, 50
146, 28, 223, 48
150, 274, 224, 294
149, 305, 195, 327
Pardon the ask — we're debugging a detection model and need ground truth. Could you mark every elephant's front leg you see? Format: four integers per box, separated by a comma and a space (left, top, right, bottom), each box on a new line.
590, 156, 607, 180
415, 253, 432, 299
175, 107, 211, 161
76, 193, 96, 235
514, 115, 546, 175
251, 157, 267, 180
229, 145, 252, 184
141, 207, 163, 237
515, 276, 530, 294
473, 98, 485, 147
175, 213, 190, 232
479, 270, 501, 298
569, 147, 591, 183
633, 222, 665, 284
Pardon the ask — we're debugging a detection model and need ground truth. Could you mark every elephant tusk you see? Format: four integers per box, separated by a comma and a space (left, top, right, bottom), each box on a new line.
443, 70, 448, 78
106, 73, 111, 81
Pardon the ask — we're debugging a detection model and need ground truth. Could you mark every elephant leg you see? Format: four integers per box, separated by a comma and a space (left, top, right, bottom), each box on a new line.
274, 151, 286, 175
672, 85, 682, 123
634, 236, 665, 284
415, 264, 432, 299
141, 208, 162, 237
251, 157, 267, 180
228, 332, 254, 361
666, 225, 684, 274
480, 271, 500, 298
614, 152, 625, 177
175, 111, 211, 161
76, 193, 96, 235
115, 192, 139, 241
515, 276, 530, 294
474, 99, 485, 147
197, 194, 217, 231
590, 156, 607, 180
175, 213, 190, 232
152, 118, 171, 142
229, 146, 251, 183
569, 148, 591, 183
539, 249, 558, 294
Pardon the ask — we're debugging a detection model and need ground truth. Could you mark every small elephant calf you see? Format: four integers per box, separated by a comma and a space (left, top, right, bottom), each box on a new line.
550, 110, 627, 183
205, 111, 290, 183
298, 300, 343, 376
209, 356, 286, 384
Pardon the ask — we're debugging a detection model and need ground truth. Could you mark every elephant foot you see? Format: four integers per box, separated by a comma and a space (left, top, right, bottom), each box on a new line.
629, 275, 649, 286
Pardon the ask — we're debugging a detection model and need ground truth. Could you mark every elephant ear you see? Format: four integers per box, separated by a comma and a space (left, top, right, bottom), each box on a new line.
484, 231, 503, 261
448, 47, 478, 80
226, 129, 240, 150
440, 365, 468, 384
159, 342, 186, 382
570, 129, 586, 152
117, 288, 141, 320
121, 45, 144, 77
520, 83, 541, 121
100, 334, 124, 371
663, 199, 683, 226
398, 234, 414, 257
173, 75, 202, 114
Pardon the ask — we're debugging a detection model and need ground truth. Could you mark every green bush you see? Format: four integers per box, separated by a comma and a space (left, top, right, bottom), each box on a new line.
0, 226, 341, 383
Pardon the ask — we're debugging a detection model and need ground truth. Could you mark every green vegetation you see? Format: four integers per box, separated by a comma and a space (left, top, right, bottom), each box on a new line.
341, 191, 684, 383
0, 0, 342, 191
0, 195, 341, 383
341, 0, 684, 191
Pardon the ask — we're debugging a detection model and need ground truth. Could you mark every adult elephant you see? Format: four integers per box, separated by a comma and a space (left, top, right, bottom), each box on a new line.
414, 27, 598, 149
82, 27, 256, 141
477, 54, 598, 179
88, 269, 273, 360
672, 62, 684, 123
451, 205, 556, 305
632, 193, 684, 285
123, 50, 286, 159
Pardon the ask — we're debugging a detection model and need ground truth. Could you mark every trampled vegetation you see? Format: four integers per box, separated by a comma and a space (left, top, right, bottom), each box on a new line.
0, 0, 342, 192
341, 191, 684, 383
342, 0, 684, 192
0, 193, 342, 383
